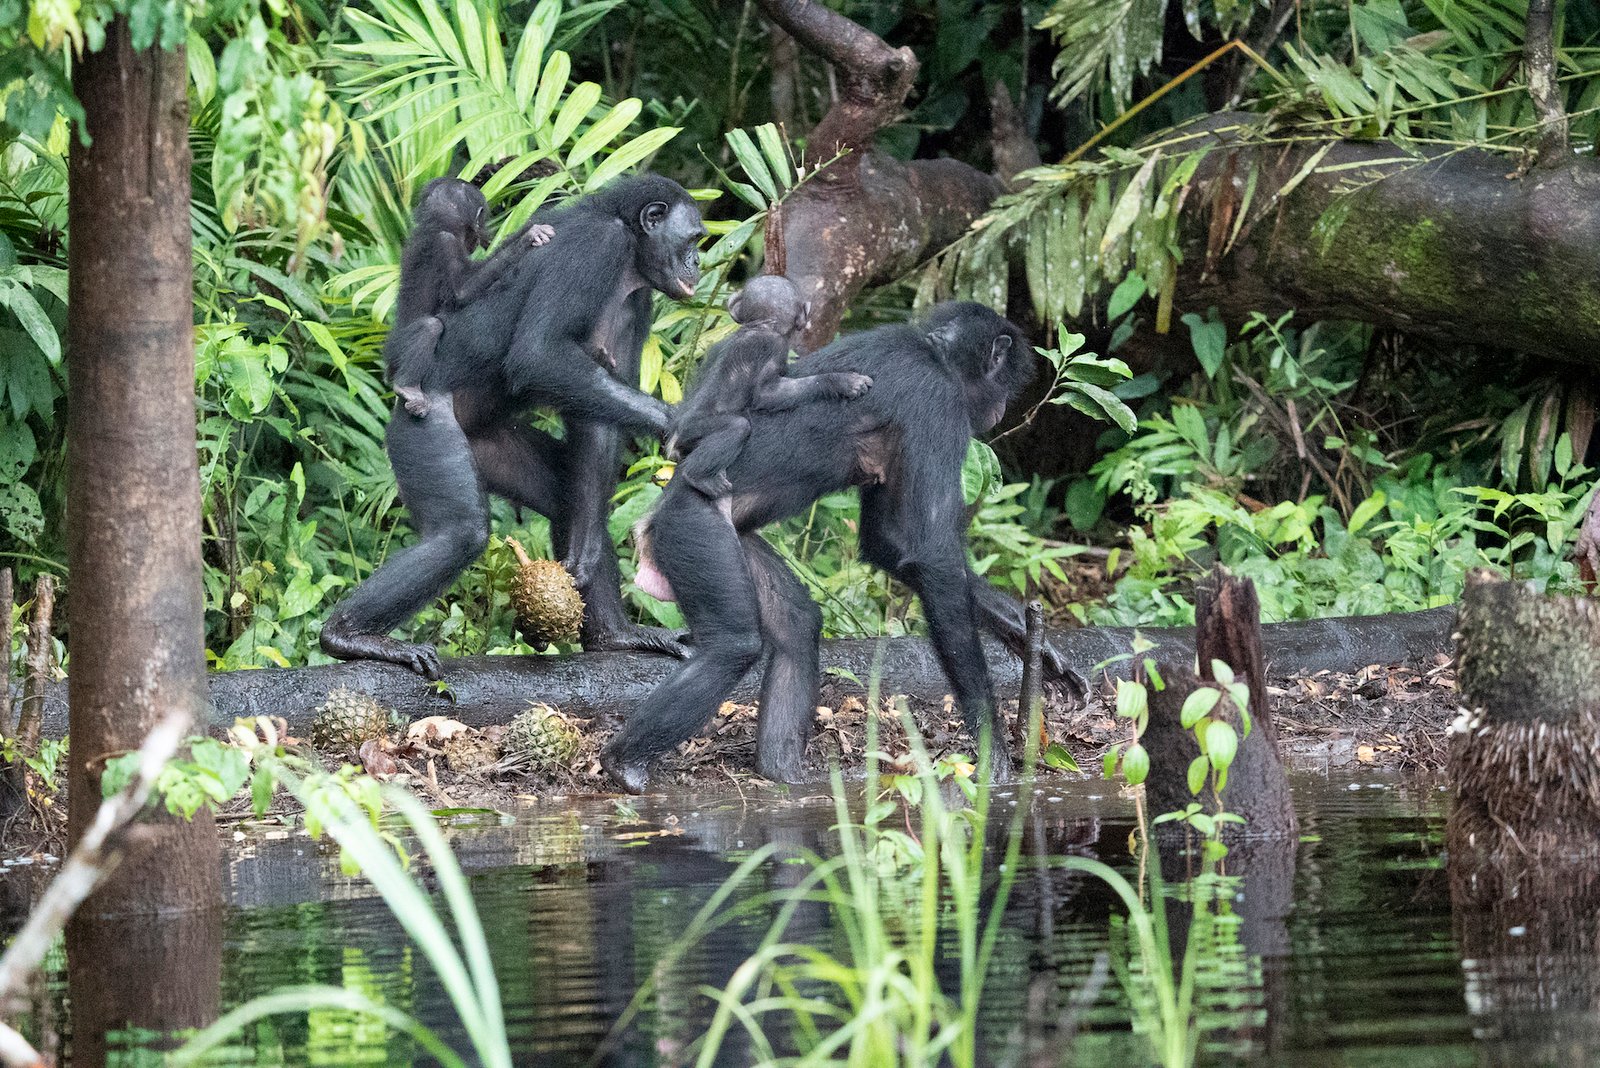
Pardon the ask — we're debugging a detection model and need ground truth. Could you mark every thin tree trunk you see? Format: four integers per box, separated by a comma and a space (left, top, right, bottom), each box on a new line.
0, 569, 11, 738
65, 20, 217, 916
1525, 0, 1569, 168
15, 576, 53, 762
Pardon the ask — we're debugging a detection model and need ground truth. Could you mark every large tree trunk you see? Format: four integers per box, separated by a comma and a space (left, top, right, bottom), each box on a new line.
66, 22, 218, 916
1176, 115, 1600, 363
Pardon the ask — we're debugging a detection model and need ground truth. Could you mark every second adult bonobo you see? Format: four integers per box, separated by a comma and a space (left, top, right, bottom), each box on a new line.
669, 275, 872, 501
604, 302, 1083, 793
385, 178, 553, 419
320, 174, 705, 678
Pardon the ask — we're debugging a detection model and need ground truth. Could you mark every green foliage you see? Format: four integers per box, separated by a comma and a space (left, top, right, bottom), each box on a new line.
172, 718, 513, 1068
625, 691, 1035, 1068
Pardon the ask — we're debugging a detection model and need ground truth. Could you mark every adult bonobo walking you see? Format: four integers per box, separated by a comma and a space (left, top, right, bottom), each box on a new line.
320, 174, 705, 678
603, 302, 1078, 793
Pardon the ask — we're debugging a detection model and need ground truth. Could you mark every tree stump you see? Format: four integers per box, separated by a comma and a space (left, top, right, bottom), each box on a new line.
1143, 569, 1298, 840
1448, 569, 1600, 860
1448, 570, 1600, 1054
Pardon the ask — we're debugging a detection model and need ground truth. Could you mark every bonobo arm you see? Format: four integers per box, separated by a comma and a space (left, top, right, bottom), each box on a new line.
751, 370, 873, 412
451, 240, 524, 306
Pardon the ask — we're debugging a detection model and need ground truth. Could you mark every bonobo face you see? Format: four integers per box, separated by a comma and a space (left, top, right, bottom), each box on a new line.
727, 275, 805, 336
418, 178, 492, 251
637, 198, 706, 299
922, 302, 1035, 435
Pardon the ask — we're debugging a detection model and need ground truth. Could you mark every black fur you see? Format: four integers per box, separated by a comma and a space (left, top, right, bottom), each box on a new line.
602, 301, 1070, 793
669, 275, 870, 499
321, 174, 706, 676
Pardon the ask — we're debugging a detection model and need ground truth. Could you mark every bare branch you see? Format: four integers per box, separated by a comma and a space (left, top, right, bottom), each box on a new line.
753, 0, 918, 172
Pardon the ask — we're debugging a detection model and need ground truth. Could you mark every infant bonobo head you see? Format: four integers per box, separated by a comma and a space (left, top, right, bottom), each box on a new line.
727, 275, 808, 341
416, 177, 492, 252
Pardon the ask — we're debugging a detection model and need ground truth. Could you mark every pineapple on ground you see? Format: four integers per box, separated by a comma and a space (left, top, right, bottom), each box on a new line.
503, 703, 582, 771
442, 732, 503, 776
506, 537, 584, 648
311, 688, 390, 749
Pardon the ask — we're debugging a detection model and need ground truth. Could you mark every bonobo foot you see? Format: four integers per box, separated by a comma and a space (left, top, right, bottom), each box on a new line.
397, 385, 431, 418
684, 470, 733, 499
836, 372, 873, 398
600, 747, 651, 794
526, 222, 555, 246
582, 621, 689, 659
320, 621, 443, 680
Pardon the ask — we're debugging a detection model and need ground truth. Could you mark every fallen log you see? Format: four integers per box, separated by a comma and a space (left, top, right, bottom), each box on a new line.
21, 606, 1453, 740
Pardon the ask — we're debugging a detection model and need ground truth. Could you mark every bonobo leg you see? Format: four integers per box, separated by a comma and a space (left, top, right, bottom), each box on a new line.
386, 317, 444, 418
558, 416, 686, 657
859, 487, 1012, 780
601, 486, 763, 792
744, 534, 822, 783
674, 415, 750, 498
320, 399, 490, 679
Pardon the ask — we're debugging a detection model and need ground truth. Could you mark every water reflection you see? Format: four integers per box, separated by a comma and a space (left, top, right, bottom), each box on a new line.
7, 774, 1600, 1064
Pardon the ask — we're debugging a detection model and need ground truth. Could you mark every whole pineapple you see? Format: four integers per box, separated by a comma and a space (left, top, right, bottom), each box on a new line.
507, 537, 584, 648
442, 732, 503, 776
502, 704, 582, 771
311, 688, 390, 749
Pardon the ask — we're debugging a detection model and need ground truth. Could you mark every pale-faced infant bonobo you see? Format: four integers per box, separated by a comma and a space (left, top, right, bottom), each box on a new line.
668, 275, 872, 502
385, 178, 554, 418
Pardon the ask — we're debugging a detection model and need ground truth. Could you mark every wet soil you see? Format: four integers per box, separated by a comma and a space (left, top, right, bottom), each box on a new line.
264, 651, 1460, 815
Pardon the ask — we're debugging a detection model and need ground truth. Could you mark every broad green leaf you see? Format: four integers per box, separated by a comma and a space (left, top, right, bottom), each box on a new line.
1100, 152, 1157, 255
753, 122, 792, 189
725, 127, 777, 203
532, 51, 572, 131
566, 98, 640, 170
1179, 687, 1222, 728
586, 126, 681, 189
510, 22, 547, 110
1107, 271, 1145, 319
550, 81, 601, 148
1121, 742, 1149, 785
1205, 720, 1238, 771
1186, 754, 1209, 795
1347, 491, 1387, 535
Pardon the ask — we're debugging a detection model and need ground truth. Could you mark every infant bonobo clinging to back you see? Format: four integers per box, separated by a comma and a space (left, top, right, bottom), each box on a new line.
668, 275, 873, 501
385, 177, 555, 418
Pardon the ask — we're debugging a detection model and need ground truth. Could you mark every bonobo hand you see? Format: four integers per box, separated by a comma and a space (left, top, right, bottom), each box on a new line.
1039, 640, 1089, 708
527, 223, 555, 246
600, 747, 651, 794
397, 385, 431, 418
838, 373, 873, 398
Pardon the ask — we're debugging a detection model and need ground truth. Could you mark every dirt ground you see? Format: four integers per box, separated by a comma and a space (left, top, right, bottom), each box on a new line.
290, 650, 1460, 813
0, 652, 1459, 862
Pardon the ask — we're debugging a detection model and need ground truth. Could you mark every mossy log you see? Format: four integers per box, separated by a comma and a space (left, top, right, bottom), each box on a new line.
1142, 570, 1299, 840
19, 606, 1453, 741
1178, 114, 1600, 364
1448, 570, 1600, 860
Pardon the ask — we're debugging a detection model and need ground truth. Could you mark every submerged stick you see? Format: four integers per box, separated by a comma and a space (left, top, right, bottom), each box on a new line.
1016, 600, 1045, 751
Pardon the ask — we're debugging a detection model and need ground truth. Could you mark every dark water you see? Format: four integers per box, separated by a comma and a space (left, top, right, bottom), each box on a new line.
11, 772, 1600, 1066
